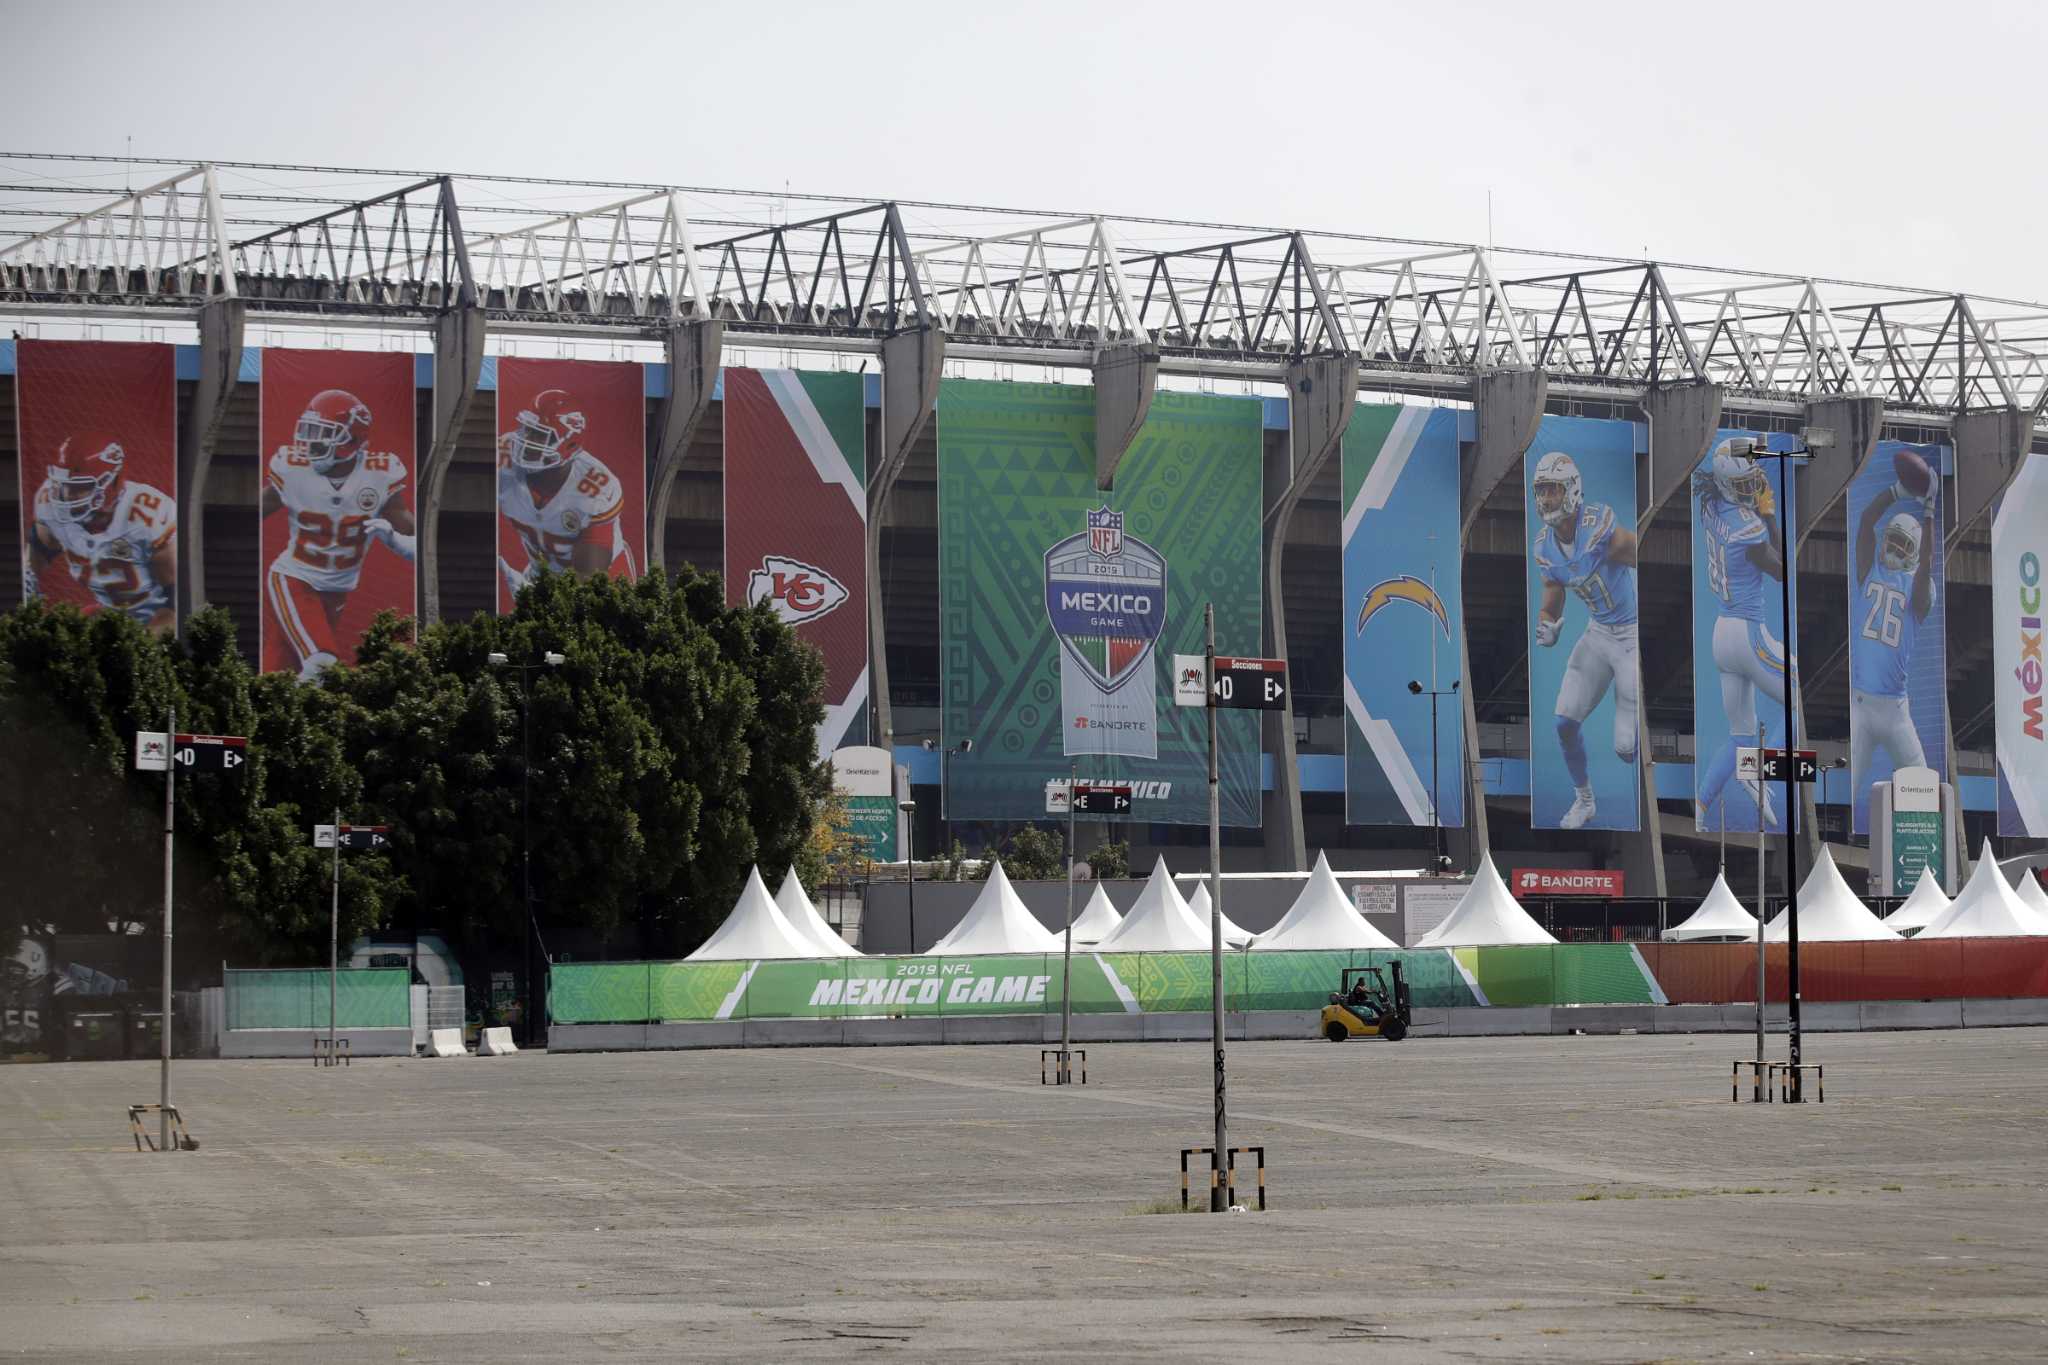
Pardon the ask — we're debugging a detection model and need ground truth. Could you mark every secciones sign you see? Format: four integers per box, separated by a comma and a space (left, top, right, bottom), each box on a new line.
1211, 656, 1288, 711
172, 733, 249, 772
1073, 782, 1134, 815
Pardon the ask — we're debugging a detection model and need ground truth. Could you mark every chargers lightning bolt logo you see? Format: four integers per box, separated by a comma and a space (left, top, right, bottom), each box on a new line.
1355, 574, 1450, 637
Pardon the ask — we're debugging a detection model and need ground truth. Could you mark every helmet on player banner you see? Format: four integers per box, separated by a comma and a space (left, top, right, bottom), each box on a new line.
1710, 438, 1770, 510
1881, 510, 1923, 573
294, 389, 372, 474
1531, 451, 1583, 529
511, 389, 586, 473
42, 430, 128, 525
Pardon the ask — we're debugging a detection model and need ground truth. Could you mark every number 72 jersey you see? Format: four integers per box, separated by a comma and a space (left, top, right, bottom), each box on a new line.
266, 445, 409, 592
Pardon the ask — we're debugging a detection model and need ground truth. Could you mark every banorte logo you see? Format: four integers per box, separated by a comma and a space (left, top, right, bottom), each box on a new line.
747, 555, 849, 626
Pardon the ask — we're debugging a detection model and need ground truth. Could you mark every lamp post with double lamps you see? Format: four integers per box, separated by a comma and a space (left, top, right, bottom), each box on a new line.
488, 649, 565, 1045
1407, 678, 1460, 873
899, 797, 919, 953
923, 737, 972, 854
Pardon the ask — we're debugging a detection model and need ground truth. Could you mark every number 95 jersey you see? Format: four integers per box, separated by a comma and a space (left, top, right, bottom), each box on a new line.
496, 449, 626, 573
266, 445, 409, 592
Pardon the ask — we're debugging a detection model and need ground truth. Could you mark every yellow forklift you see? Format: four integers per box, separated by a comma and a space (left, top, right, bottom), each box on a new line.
1320, 962, 1411, 1042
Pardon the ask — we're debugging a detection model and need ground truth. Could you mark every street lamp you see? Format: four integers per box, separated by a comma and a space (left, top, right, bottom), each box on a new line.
1407, 678, 1460, 872
489, 649, 565, 1044
899, 798, 918, 953
922, 738, 972, 854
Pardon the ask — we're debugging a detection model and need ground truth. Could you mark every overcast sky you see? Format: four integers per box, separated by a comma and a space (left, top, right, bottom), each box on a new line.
7, 0, 2044, 300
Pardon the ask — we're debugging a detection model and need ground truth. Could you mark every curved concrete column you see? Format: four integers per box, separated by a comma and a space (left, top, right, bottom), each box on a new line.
1794, 395, 1883, 553
867, 325, 945, 752
646, 319, 723, 575
1092, 342, 1159, 490
1949, 407, 2033, 550
418, 303, 486, 625
176, 297, 244, 620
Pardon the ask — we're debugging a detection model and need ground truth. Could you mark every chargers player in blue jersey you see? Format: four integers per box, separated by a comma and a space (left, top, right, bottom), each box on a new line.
1532, 451, 1640, 830
1693, 437, 1791, 830
1850, 468, 1936, 782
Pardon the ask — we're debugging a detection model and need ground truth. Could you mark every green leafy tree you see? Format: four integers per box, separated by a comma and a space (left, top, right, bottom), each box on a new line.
975, 825, 1065, 882
1085, 839, 1130, 881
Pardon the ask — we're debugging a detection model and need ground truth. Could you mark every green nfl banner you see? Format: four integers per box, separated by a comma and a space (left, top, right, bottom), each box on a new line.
937, 381, 1263, 825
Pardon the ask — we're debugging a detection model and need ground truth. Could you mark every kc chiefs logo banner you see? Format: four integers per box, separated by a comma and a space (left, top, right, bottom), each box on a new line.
723, 368, 870, 756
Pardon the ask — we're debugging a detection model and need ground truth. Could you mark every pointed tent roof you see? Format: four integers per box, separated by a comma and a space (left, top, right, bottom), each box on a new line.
1186, 883, 1255, 948
2014, 865, 2048, 922
1662, 872, 1758, 942
686, 866, 820, 961
775, 870, 862, 957
930, 861, 1063, 954
1917, 842, 2048, 939
1067, 884, 1123, 944
1763, 847, 1898, 942
1254, 852, 1399, 951
1094, 858, 1214, 952
1881, 866, 1952, 935
1415, 855, 1558, 947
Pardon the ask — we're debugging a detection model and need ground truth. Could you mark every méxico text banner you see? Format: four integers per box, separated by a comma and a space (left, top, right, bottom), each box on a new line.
938, 381, 1262, 825
1343, 405, 1464, 827
495, 357, 644, 613
258, 349, 418, 678
16, 340, 178, 633
723, 367, 868, 756
1995, 452, 2048, 835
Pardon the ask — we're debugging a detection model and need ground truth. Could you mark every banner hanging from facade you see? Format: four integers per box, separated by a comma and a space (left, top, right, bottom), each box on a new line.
494, 357, 644, 613
722, 367, 868, 755
937, 381, 1262, 826
1995, 451, 2048, 836
258, 349, 418, 678
1846, 441, 1948, 835
1690, 430, 1800, 835
15, 340, 178, 633
1524, 415, 1642, 831
1343, 405, 1464, 827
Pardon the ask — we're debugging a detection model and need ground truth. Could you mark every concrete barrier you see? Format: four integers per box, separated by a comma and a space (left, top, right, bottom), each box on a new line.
220, 1028, 412, 1059
1859, 1000, 1965, 1031
548, 1023, 647, 1052
746, 1017, 849, 1047
1961, 998, 2048, 1028
427, 1028, 466, 1057
477, 1026, 518, 1056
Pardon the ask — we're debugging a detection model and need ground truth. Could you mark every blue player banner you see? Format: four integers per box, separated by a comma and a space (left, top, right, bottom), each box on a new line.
1524, 416, 1642, 831
1690, 431, 1801, 835
1344, 405, 1464, 827
1846, 441, 1948, 836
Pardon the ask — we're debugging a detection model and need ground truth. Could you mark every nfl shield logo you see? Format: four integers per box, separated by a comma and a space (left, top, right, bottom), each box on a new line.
1087, 506, 1123, 560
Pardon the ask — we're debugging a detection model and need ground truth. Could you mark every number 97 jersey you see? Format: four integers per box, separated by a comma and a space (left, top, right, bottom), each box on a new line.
266, 445, 409, 593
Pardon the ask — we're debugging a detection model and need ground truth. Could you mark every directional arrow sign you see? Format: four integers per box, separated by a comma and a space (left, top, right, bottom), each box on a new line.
1211, 656, 1288, 711
339, 826, 392, 850
172, 733, 249, 773
1759, 748, 1821, 783
1073, 783, 1134, 815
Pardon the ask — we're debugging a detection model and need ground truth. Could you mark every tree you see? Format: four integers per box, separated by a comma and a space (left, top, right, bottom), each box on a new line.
1086, 839, 1130, 881
976, 825, 1065, 881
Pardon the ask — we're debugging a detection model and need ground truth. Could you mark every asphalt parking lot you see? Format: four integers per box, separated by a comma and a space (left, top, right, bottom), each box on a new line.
3, 1027, 2045, 1361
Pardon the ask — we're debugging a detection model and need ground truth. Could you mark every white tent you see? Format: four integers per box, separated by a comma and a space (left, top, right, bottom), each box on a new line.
1661, 872, 1758, 942
1066, 884, 1123, 944
2014, 865, 2048, 922
1254, 851, 1398, 950
1917, 843, 2048, 939
1186, 884, 1255, 947
1881, 866, 1951, 937
1094, 858, 1214, 952
775, 870, 862, 957
686, 866, 820, 961
1415, 855, 1558, 947
929, 861, 1063, 954
1763, 847, 1898, 942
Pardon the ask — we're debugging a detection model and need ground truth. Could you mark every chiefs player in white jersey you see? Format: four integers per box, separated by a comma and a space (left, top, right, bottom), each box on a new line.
496, 388, 630, 602
25, 430, 178, 635
261, 388, 415, 680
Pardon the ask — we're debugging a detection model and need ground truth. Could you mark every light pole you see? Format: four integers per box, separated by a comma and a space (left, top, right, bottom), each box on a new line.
899, 797, 918, 953
1408, 678, 1460, 872
488, 649, 565, 1045
923, 738, 972, 856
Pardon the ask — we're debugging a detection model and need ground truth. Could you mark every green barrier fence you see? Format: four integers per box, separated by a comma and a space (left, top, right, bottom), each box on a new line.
224, 967, 412, 1030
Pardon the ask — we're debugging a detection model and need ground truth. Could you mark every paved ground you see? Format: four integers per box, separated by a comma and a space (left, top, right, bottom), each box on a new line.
2, 1028, 2044, 1362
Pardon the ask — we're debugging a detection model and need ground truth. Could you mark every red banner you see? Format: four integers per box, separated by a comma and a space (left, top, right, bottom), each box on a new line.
16, 340, 178, 633
722, 368, 869, 754
1511, 867, 1626, 898
258, 349, 417, 676
494, 358, 644, 614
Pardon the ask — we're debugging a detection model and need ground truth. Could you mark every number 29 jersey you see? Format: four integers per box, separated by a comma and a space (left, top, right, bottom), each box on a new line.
266, 445, 409, 593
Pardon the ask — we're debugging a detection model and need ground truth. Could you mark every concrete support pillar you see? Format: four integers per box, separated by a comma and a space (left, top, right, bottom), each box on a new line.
646, 319, 723, 574
175, 298, 244, 620
1262, 354, 1359, 871
1460, 369, 1548, 858
867, 325, 945, 752
1091, 342, 1159, 489
1949, 407, 2033, 549
419, 303, 487, 625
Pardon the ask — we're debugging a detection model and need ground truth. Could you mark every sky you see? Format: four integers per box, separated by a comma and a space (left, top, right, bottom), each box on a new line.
5, 0, 2045, 300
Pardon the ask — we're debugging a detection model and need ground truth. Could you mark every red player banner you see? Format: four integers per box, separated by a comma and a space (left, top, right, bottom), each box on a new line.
258, 349, 418, 677
494, 357, 645, 614
1511, 867, 1626, 899
16, 340, 178, 634
722, 368, 868, 756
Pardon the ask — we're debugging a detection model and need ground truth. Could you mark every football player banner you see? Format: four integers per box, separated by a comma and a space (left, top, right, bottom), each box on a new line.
258, 349, 418, 678
722, 367, 868, 756
1994, 451, 2048, 836
1846, 440, 1948, 836
937, 380, 1262, 826
1524, 416, 1642, 832
1343, 404, 1465, 827
1690, 430, 1801, 835
16, 340, 178, 633
494, 357, 645, 613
